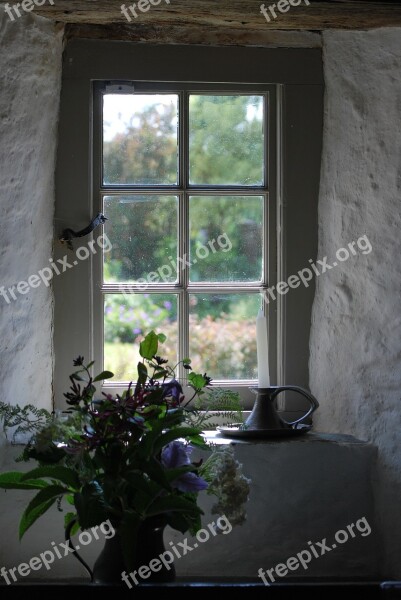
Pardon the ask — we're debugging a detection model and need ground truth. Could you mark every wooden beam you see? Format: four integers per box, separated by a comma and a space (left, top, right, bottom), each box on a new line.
35, 0, 401, 30
64, 23, 322, 47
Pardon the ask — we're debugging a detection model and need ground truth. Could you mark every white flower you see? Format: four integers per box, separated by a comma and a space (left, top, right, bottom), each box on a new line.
200, 445, 251, 527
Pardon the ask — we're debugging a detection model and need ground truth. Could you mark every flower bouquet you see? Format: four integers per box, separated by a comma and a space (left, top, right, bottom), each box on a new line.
0, 331, 250, 583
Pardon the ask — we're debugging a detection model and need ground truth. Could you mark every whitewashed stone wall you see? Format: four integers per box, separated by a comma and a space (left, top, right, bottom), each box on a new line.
0, 11, 400, 581
0, 7, 63, 412
310, 28, 401, 578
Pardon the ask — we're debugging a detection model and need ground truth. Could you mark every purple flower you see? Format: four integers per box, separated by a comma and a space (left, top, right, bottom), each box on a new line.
161, 379, 183, 401
161, 441, 208, 493
133, 328, 142, 334
162, 440, 191, 468
173, 472, 208, 492
163, 301, 172, 310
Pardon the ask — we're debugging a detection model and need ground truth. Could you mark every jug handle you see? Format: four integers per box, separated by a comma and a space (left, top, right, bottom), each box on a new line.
270, 386, 319, 427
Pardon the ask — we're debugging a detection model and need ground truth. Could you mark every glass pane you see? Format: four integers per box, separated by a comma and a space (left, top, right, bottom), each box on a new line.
103, 94, 178, 185
103, 195, 178, 284
104, 293, 178, 381
189, 196, 263, 282
189, 95, 264, 185
189, 294, 259, 380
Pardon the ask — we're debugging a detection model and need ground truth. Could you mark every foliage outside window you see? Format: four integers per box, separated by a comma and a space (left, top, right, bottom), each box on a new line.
97, 89, 268, 384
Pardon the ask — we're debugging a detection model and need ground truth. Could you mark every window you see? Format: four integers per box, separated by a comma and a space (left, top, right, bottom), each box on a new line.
95, 87, 271, 387
54, 42, 323, 410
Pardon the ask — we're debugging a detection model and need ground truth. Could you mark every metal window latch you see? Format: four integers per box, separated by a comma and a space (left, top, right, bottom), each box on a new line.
59, 213, 108, 251
104, 81, 135, 94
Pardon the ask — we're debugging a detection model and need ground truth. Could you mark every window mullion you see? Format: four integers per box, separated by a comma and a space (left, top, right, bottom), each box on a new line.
178, 91, 189, 381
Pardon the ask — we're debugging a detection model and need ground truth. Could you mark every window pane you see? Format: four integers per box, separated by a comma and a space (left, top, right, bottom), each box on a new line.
103, 195, 178, 284
189, 196, 263, 282
104, 293, 178, 381
189, 293, 259, 380
189, 95, 264, 185
103, 94, 178, 185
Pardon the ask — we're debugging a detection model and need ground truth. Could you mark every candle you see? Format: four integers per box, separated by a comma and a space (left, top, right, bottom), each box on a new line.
256, 309, 270, 388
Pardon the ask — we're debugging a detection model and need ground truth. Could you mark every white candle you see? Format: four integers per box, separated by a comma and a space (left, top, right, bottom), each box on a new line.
256, 309, 270, 388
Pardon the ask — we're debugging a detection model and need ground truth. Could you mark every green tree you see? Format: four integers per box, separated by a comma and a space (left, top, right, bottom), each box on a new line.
102, 95, 263, 379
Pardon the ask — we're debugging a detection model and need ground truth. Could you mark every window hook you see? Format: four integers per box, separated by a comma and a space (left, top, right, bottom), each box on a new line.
59, 213, 108, 251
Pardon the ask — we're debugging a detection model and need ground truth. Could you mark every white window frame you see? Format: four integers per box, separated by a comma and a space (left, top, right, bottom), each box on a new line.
54, 41, 323, 411
94, 83, 274, 393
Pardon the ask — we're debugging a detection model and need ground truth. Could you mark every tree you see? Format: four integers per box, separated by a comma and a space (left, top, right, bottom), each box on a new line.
102, 94, 263, 379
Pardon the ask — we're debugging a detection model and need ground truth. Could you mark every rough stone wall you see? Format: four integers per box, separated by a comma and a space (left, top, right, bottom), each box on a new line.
0, 7, 63, 412
310, 28, 401, 578
1, 7, 400, 580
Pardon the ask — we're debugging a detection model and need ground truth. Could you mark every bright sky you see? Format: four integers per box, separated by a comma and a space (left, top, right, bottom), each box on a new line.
103, 95, 177, 142
103, 94, 264, 142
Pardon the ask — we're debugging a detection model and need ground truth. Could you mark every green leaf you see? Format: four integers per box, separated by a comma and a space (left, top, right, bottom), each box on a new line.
93, 370, 114, 382
188, 372, 209, 389
137, 362, 148, 386
74, 481, 108, 529
20, 497, 58, 540
64, 512, 80, 536
166, 511, 193, 534
24, 485, 69, 515
157, 333, 167, 344
71, 372, 86, 381
183, 358, 191, 365
151, 370, 167, 380
139, 331, 158, 360
124, 472, 160, 498
21, 466, 80, 490
19, 485, 68, 539
159, 408, 185, 429
0, 472, 49, 490
153, 427, 203, 455
187, 434, 209, 450
141, 458, 170, 490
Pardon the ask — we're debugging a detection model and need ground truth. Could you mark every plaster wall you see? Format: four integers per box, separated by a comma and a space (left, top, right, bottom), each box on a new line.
0, 8, 399, 581
310, 27, 401, 578
0, 7, 63, 412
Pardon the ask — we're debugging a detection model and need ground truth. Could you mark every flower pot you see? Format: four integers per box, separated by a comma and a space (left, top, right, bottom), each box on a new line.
92, 515, 176, 585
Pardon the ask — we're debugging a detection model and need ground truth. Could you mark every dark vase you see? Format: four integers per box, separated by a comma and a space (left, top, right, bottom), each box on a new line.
92, 515, 176, 585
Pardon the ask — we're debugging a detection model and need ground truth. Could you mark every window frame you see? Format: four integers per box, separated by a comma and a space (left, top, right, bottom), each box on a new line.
54, 41, 323, 411
94, 83, 274, 391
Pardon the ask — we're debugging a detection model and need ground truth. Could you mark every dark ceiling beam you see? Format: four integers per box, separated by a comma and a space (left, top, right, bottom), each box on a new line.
35, 0, 401, 30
